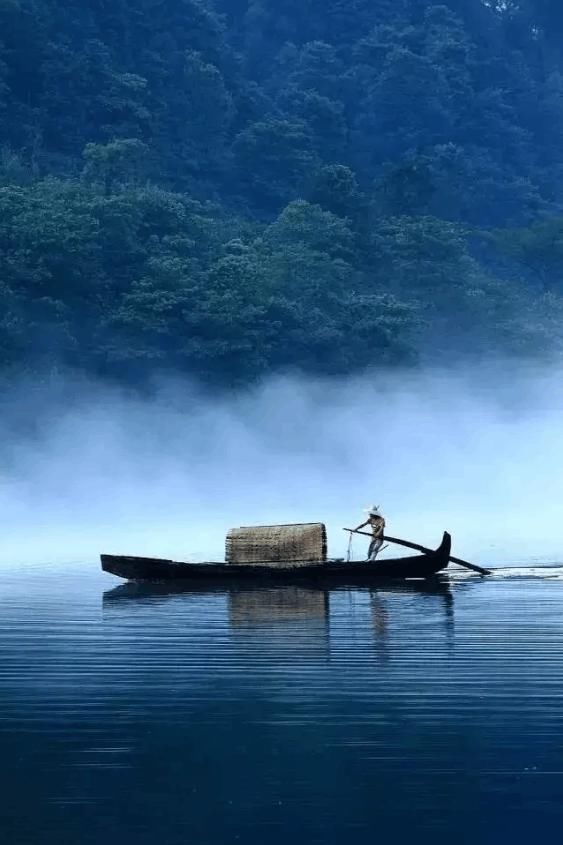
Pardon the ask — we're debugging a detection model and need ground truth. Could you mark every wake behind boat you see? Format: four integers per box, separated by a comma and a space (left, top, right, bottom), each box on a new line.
101, 528, 452, 584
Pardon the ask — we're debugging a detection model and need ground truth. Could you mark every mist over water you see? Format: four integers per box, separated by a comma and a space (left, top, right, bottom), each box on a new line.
2, 366, 563, 845
1, 361, 562, 568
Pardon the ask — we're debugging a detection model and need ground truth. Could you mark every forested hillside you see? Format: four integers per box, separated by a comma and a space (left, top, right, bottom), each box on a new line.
1, 0, 563, 385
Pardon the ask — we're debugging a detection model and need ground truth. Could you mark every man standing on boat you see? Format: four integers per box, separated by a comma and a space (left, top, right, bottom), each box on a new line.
354, 506, 386, 561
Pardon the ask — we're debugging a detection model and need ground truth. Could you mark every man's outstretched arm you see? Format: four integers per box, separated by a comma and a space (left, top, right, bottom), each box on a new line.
353, 520, 369, 532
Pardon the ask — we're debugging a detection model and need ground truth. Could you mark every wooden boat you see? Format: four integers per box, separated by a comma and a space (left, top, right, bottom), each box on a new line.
101, 531, 451, 584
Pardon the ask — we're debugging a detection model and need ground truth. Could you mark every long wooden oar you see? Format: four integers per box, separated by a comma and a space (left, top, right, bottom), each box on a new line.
344, 529, 491, 576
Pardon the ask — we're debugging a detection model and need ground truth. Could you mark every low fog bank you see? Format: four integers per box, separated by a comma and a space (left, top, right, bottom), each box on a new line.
0, 362, 561, 567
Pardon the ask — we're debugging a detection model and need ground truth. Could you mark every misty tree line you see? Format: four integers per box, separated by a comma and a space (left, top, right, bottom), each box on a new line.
1, 0, 563, 386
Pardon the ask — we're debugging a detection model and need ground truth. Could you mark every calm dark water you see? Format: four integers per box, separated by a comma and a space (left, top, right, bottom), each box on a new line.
1, 564, 563, 845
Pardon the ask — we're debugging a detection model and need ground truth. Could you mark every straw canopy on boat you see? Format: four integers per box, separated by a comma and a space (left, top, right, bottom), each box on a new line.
225, 523, 327, 567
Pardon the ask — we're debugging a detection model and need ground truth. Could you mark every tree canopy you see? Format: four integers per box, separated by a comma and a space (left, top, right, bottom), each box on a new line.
1, 0, 563, 386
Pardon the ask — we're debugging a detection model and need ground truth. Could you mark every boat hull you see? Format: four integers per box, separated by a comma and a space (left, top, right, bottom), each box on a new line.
101, 532, 451, 584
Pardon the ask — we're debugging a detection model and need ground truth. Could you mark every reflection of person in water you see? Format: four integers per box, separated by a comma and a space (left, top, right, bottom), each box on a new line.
368, 582, 455, 661
370, 593, 388, 636
369, 591, 390, 662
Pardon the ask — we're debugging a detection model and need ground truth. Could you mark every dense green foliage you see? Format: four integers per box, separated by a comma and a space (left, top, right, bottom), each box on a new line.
2, 0, 563, 385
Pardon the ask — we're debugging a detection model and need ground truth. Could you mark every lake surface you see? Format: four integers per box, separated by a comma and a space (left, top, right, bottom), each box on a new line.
1, 563, 563, 844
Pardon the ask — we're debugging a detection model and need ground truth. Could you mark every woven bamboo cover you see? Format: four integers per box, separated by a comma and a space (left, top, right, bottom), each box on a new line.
225, 523, 327, 566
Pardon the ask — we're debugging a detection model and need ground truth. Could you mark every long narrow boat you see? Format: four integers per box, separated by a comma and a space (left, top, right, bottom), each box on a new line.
101, 531, 451, 584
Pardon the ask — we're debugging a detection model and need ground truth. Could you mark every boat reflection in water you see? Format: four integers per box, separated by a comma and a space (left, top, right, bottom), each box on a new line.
228, 587, 332, 659
366, 580, 454, 662
103, 577, 454, 660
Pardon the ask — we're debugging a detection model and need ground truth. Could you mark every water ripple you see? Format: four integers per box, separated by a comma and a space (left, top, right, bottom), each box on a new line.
1, 565, 562, 844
